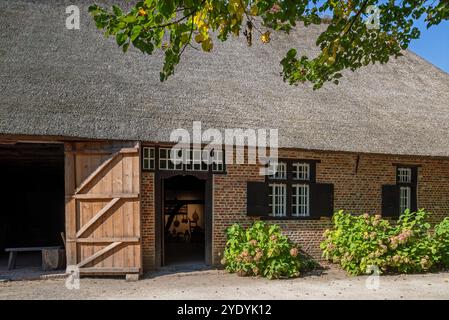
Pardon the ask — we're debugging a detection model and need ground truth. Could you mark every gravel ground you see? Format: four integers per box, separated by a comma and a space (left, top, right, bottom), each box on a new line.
1, 267, 449, 300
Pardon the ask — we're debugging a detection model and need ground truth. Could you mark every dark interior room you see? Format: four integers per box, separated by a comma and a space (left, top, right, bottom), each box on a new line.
0, 143, 65, 268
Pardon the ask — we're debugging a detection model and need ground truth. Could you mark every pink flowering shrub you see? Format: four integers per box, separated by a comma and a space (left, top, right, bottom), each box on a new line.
321, 209, 449, 275
320, 210, 391, 275
222, 221, 303, 279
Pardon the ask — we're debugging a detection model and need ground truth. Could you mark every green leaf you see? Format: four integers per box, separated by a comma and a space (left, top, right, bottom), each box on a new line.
88, 5, 101, 13
122, 15, 137, 24
112, 5, 123, 17
286, 48, 297, 59
131, 25, 143, 41
157, 0, 175, 19
122, 42, 130, 53
134, 39, 154, 54
116, 32, 128, 46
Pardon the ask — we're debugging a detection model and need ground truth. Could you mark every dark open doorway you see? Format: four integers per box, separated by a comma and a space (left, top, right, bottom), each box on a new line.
0, 142, 65, 270
163, 175, 206, 266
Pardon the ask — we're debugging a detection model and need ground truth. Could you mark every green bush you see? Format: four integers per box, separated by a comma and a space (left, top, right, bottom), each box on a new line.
434, 217, 449, 266
222, 221, 302, 279
321, 209, 449, 275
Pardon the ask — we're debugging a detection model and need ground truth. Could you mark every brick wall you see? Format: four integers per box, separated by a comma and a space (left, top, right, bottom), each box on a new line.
140, 148, 449, 270
212, 150, 449, 264
141, 171, 155, 270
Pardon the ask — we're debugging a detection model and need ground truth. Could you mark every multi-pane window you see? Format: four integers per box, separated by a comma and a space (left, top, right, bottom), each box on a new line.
269, 183, 287, 217
293, 162, 310, 180
142, 147, 155, 170
149, 147, 225, 172
186, 149, 208, 171
159, 148, 182, 170
396, 166, 417, 214
211, 149, 224, 172
397, 168, 412, 183
292, 184, 309, 217
382, 166, 418, 218
268, 162, 287, 179
399, 186, 411, 214
266, 160, 316, 218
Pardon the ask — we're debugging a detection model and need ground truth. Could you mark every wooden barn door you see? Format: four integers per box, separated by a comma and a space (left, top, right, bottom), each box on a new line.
64, 142, 141, 275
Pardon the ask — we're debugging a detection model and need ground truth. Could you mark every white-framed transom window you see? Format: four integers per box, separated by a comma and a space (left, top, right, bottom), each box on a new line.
293, 162, 310, 180
268, 162, 287, 179
211, 149, 224, 172
142, 147, 155, 170
159, 148, 183, 170
398, 167, 412, 183
399, 186, 411, 213
292, 184, 310, 217
186, 149, 208, 171
269, 183, 287, 217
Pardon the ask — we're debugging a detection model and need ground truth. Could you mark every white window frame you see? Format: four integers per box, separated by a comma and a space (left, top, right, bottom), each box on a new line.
268, 162, 287, 179
212, 149, 224, 172
398, 167, 412, 183
293, 162, 310, 180
292, 184, 310, 217
186, 149, 208, 171
269, 183, 287, 217
159, 147, 182, 170
399, 186, 411, 213
142, 147, 155, 170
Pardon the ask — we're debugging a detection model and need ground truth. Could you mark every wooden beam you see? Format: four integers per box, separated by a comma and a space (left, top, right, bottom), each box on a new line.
66, 150, 114, 155
67, 237, 139, 243
117, 147, 139, 154
72, 193, 139, 200
164, 203, 185, 234
68, 147, 139, 155
76, 198, 121, 238
77, 242, 122, 268
74, 147, 138, 194
5, 246, 61, 252
78, 267, 139, 274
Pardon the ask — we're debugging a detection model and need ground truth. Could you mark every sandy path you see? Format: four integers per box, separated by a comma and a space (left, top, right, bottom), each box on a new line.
1, 268, 448, 300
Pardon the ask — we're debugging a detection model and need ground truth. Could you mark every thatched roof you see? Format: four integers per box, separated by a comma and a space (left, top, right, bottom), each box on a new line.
1, 0, 449, 157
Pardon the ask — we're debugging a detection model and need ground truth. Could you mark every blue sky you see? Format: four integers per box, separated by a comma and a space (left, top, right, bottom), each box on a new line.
409, 20, 449, 74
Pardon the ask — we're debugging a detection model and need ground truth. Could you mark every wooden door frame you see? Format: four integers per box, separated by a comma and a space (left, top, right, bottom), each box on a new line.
155, 171, 212, 267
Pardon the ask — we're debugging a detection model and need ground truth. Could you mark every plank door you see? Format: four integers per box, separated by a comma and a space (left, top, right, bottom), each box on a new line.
64, 142, 141, 275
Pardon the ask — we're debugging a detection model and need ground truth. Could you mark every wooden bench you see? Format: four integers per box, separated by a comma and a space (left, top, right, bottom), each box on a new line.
5, 246, 61, 270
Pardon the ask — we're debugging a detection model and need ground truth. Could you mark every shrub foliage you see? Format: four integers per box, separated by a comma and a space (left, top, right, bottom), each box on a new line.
222, 221, 302, 279
321, 209, 449, 275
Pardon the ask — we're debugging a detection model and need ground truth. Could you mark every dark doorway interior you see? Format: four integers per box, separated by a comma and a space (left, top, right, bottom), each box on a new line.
163, 175, 205, 266
0, 143, 65, 268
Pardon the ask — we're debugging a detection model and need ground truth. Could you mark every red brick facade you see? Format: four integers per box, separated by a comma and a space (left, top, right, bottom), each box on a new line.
141, 171, 155, 269
141, 148, 449, 270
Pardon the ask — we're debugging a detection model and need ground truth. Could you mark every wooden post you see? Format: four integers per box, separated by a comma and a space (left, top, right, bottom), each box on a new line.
64, 142, 77, 266
7, 251, 17, 270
